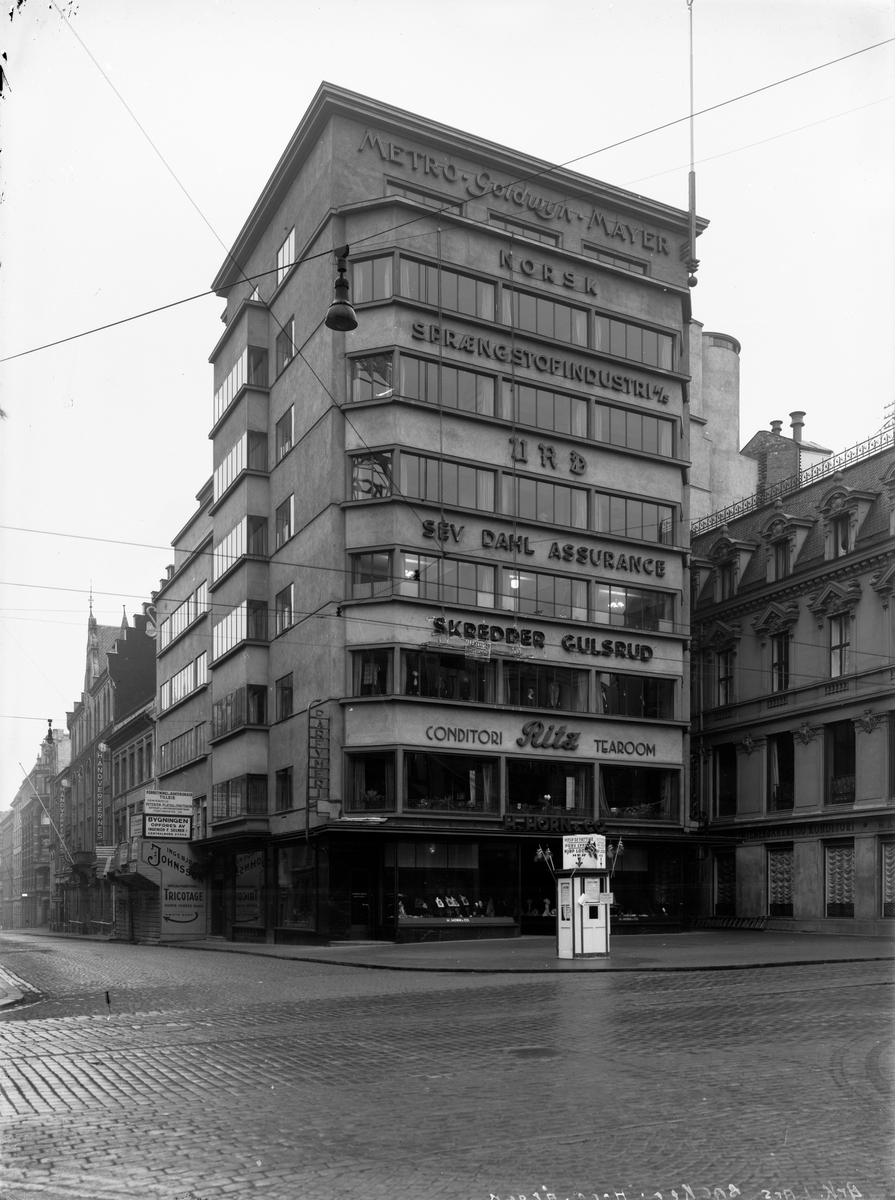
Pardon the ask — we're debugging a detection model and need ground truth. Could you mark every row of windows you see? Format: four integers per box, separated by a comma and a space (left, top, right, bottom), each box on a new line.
353, 255, 677, 369
112, 735, 153, 796
212, 685, 267, 738
706, 614, 852, 709
212, 515, 267, 581
213, 432, 268, 503
210, 756, 679, 823
711, 718, 859, 818
213, 347, 268, 426
351, 449, 676, 542
158, 723, 206, 774
353, 352, 676, 456
159, 653, 208, 711
158, 581, 209, 650
353, 647, 676, 719
351, 550, 675, 628
716, 841, 895, 920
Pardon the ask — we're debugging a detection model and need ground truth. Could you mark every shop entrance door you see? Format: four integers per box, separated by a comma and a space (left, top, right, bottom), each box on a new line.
349, 869, 373, 938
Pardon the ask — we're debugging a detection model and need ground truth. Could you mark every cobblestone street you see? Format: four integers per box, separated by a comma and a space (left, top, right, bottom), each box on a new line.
0, 933, 892, 1200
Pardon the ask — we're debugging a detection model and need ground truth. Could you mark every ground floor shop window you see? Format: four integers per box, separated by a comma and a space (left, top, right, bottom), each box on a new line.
609, 845, 682, 923
345, 752, 396, 811
405, 751, 498, 813
277, 844, 316, 929
768, 845, 794, 916
714, 853, 736, 916
385, 840, 518, 923
600, 766, 679, 821
825, 842, 854, 918
506, 758, 589, 816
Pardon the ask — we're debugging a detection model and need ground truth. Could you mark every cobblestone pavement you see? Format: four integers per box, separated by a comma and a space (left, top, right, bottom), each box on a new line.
0, 933, 892, 1200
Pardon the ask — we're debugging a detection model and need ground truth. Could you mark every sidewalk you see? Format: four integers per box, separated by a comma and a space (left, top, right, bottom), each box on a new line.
6, 925, 894, 975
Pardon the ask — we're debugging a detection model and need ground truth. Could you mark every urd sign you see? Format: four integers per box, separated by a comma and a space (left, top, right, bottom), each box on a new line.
562, 835, 607, 870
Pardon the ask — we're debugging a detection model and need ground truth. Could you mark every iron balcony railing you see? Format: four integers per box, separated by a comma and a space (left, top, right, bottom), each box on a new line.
692, 427, 894, 538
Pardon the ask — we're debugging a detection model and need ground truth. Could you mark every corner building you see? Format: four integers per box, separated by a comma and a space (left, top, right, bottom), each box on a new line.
166, 85, 718, 943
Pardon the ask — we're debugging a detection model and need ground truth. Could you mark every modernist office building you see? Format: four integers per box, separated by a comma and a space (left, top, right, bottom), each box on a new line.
691, 416, 895, 935
155, 84, 738, 942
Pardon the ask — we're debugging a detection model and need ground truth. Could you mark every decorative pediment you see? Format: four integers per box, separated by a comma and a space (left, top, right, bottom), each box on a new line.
706, 528, 758, 600
807, 579, 861, 625
693, 617, 742, 653
870, 559, 895, 607
752, 600, 800, 641
758, 500, 814, 580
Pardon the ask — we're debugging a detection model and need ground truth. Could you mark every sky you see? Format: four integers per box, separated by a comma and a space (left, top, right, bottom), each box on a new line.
0, 0, 893, 807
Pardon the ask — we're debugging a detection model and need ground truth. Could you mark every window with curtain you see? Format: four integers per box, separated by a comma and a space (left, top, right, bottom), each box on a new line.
346, 752, 395, 811
825, 843, 855, 917
768, 846, 794, 916
767, 733, 794, 810
405, 752, 498, 813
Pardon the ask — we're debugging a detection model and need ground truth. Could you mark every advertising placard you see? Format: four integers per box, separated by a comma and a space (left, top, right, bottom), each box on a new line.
139, 840, 206, 939
144, 814, 192, 840
562, 834, 607, 870
143, 791, 193, 817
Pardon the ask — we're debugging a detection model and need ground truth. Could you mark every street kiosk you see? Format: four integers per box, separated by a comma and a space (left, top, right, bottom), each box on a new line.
556, 834, 611, 959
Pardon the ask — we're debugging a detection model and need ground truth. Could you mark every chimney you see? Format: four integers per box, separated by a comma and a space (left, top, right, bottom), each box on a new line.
770, 420, 783, 435
789, 411, 805, 442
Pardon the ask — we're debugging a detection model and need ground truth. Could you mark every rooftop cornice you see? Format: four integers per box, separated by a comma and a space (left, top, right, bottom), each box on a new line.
213, 82, 706, 294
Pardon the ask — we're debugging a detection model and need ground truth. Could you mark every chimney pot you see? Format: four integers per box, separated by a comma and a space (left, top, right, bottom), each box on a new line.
789, 411, 806, 442
770, 420, 783, 435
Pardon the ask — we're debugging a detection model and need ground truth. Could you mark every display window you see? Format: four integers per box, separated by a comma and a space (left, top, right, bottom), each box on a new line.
504, 661, 588, 712
506, 758, 590, 817
403, 649, 496, 703
600, 766, 679, 821
404, 751, 498, 813
277, 844, 317, 929
608, 845, 683, 923
384, 840, 518, 924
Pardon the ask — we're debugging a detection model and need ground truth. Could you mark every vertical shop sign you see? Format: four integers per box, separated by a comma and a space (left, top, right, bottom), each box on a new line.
307, 701, 331, 833
95, 754, 104, 845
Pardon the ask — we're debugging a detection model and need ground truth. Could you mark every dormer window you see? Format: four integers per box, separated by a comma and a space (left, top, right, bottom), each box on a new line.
759, 508, 812, 583
817, 477, 876, 562
830, 512, 851, 559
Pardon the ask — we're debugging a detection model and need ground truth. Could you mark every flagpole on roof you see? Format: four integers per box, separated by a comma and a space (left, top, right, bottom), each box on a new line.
687, 0, 699, 288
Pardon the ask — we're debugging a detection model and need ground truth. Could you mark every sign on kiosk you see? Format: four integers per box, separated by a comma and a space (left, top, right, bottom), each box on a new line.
143, 791, 193, 840
562, 834, 606, 870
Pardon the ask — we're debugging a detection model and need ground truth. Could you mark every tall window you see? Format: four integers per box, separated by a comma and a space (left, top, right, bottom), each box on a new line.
715, 744, 737, 817
276, 318, 295, 375
714, 854, 736, 916
346, 752, 395, 811
768, 733, 794, 811
275, 584, 294, 636
276, 407, 293, 461
882, 843, 895, 918
352, 649, 392, 696
276, 228, 295, 285
774, 539, 790, 579
275, 674, 293, 721
770, 633, 790, 693
716, 650, 733, 707
275, 768, 293, 812
275, 495, 294, 548
831, 513, 850, 559
826, 720, 856, 805
717, 562, 734, 600
830, 615, 850, 677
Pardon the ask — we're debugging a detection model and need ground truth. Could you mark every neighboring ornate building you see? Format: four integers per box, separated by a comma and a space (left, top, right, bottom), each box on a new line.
0, 729, 69, 929
691, 418, 895, 934
54, 604, 156, 933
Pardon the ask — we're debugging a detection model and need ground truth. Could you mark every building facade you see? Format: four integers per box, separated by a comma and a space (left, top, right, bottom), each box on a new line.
155, 84, 743, 943
691, 418, 895, 935
53, 605, 156, 933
